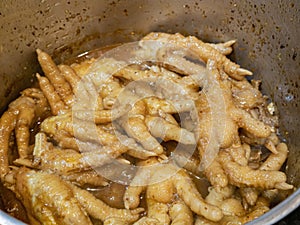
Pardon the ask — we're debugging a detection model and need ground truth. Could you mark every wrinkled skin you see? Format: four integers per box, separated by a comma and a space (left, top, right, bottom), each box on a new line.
124, 158, 223, 222
5, 168, 144, 225
0, 88, 49, 180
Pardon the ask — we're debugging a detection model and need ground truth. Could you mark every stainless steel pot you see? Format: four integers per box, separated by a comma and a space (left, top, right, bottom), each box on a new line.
0, 0, 299, 224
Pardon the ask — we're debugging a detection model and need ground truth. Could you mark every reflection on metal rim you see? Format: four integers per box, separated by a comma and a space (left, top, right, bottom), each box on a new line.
0, 210, 26, 225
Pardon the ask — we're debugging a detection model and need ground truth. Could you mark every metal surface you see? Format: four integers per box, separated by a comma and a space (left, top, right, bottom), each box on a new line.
0, 0, 299, 224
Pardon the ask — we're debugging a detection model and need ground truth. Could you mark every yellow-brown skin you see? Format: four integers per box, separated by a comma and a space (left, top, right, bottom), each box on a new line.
169, 200, 194, 225
14, 168, 93, 225
124, 158, 223, 222
0, 88, 49, 180
37, 49, 74, 106
141, 32, 252, 80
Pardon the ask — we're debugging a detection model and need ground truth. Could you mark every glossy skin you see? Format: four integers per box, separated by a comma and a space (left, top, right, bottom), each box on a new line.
124, 158, 223, 222
0, 88, 49, 180
14, 168, 93, 225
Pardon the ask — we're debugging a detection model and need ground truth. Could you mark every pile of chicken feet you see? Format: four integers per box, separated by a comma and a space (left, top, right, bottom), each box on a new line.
0, 32, 294, 225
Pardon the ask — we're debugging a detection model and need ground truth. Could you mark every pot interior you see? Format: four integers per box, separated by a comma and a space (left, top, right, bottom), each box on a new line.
0, 0, 299, 224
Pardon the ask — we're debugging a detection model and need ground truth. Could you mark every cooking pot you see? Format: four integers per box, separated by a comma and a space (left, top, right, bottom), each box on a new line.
0, 0, 299, 224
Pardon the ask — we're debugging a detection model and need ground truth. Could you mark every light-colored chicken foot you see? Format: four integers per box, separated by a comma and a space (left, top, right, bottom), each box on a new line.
36, 73, 67, 115
195, 61, 271, 170
13, 90, 49, 159
60, 170, 109, 187
195, 197, 269, 225
208, 39, 236, 55
126, 159, 223, 222
146, 173, 174, 204
219, 197, 270, 224
133, 217, 159, 225
31, 132, 127, 173
58, 64, 81, 93
70, 183, 144, 223
240, 187, 260, 207
41, 113, 128, 153
228, 144, 250, 167
173, 169, 223, 222
195, 216, 217, 225
42, 115, 154, 159
13, 167, 93, 225
205, 185, 235, 208
173, 151, 204, 178
115, 130, 158, 159
124, 157, 157, 209
145, 116, 196, 145
230, 78, 264, 110
218, 150, 292, 190
113, 64, 201, 101
220, 198, 245, 217
141, 32, 252, 80
20, 88, 49, 115
155, 45, 208, 77
14, 101, 35, 159
146, 198, 171, 224
240, 142, 291, 206
144, 97, 195, 115
103, 217, 130, 225
36, 49, 74, 106
120, 100, 164, 155
169, 200, 194, 225
260, 142, 289, 171
0, 89, 48, 179
78, 95, 193, 125
204, 158, 229, 188
0, 109, 17, 179
205, 185, 245, 217
241, 131, 280, 155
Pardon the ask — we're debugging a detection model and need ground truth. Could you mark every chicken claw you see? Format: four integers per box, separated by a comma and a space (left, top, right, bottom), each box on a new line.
240, 142, 292, 206
103, 217, 130, 225
70, 183, 144, 223
133, 217, 159, 225
169, 200, 194, 225
260, 142, 289, 171
36, 73, 67, 115
195, 60, 271, 169
145, 116, 196, 145
13, 167, 93, 225
218, 150, 291, 190
0, 89, 49, 180
120, 101, 164, 155
141, 32, 252, 80
146, 198, 170, 224
36, 49, 74, 106
204, 159, 228, 188
0, 110, 17, 179
208, 40, 236, 55
41, 113, 126, 152
173, 169, 223, 222
124, 158, 157, 209
30, 132, 128, 174
125, 159, 223, 222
